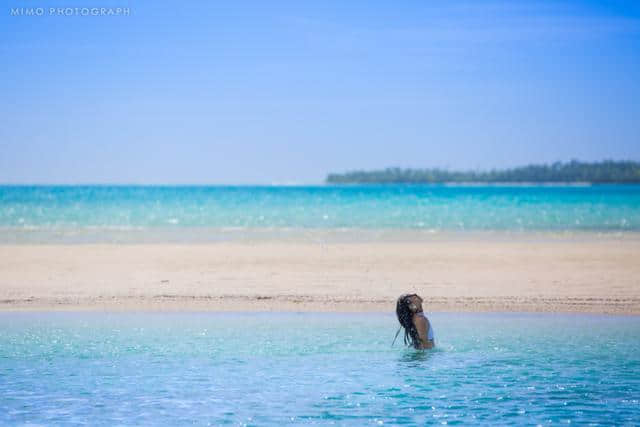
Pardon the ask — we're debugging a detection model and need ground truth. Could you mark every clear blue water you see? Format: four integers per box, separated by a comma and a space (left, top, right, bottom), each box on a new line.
1, 185, 640, 242
1, 313, 639, 425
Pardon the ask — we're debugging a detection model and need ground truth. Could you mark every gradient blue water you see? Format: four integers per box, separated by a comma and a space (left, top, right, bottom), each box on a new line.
1, 313, 638, 425
1, 186, 639, 237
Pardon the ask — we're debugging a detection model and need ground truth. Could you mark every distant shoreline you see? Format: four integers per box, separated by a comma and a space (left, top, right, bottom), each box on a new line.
325, 181, 598, 186
326, 161, 640, 184
2, 182, 640, 187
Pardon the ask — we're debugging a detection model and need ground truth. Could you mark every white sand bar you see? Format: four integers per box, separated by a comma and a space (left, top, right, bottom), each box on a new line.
1, 233, 639, 313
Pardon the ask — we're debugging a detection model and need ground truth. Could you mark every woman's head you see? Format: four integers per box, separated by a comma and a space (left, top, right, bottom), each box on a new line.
395, 293, 423, 348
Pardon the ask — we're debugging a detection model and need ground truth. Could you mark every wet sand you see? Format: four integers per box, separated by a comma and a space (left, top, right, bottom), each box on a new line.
1, 234, 639, 314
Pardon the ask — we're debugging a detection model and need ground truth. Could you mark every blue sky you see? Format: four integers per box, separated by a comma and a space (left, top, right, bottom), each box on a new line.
1, 0, 639, 184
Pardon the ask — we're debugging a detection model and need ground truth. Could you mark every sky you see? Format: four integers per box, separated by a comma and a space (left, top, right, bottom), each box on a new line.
1, 0, 639, 184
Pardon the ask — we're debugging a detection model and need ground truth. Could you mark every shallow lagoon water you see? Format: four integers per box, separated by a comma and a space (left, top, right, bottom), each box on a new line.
2, 185, 640, 235
1, 313, 639, 425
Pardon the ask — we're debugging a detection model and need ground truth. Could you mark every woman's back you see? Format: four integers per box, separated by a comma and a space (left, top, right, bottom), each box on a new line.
413, 311, 435, 348
416, 312, 434, 341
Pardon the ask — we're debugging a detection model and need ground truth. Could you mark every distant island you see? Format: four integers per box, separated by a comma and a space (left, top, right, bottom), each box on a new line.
326, 160, 640, 184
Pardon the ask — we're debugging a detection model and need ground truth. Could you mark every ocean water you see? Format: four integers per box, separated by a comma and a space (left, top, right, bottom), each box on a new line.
1, 185, 640, 242
0, 313, 638, 425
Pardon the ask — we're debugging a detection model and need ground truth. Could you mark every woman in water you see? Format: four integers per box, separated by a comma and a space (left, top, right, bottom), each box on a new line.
394, 293, 435, 349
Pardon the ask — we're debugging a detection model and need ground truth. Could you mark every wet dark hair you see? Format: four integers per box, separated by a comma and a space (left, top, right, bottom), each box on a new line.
394, 293, 421, 349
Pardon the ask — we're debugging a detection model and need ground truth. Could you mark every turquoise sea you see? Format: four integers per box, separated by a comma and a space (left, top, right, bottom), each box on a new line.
1, 185, 640, 242
2, 187, 639, 425
1, 313, 639, 425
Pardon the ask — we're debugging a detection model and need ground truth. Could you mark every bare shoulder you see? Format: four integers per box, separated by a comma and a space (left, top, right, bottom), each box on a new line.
412, 313, 432, 349
413, 313, 427, 327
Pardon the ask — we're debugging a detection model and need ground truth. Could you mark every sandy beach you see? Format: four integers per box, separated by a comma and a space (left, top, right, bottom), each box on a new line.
1, 233, 638, 314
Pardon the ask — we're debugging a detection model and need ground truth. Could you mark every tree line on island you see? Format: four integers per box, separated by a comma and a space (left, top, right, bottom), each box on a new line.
326, 160, 640, 184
